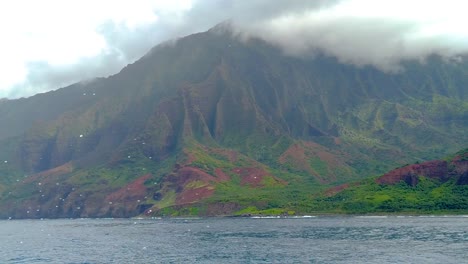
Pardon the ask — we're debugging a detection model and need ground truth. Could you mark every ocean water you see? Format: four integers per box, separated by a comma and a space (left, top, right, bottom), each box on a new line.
1, 216, 467, 263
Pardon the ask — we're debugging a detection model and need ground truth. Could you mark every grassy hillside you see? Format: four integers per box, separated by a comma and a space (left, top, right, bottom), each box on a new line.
0, 26, 467, 218
304, 149, 468, 214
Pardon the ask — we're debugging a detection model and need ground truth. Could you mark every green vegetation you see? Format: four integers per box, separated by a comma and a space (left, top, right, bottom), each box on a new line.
0, 26, 467, 218
307, 177, 468, 214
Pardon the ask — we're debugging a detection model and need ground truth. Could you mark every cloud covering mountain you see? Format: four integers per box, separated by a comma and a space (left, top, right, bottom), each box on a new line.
2, 0, 468, 98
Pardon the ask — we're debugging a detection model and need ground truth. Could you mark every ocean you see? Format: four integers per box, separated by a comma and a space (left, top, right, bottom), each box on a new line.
1, 216, 467, 263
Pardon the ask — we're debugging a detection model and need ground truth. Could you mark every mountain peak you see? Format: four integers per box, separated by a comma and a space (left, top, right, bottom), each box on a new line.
207, 20, 235, 34
0, 24, 467, 218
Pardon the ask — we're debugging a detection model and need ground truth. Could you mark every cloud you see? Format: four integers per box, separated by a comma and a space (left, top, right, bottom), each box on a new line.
2, 0, 468, 98
0, 0, 193, 98
231, 0, 468, 72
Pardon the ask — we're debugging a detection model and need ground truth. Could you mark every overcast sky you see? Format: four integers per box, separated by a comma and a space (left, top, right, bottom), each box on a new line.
1, 0, 468, 99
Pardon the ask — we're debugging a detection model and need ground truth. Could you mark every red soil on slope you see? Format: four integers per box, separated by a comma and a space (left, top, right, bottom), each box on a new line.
278, 141, 345, 183
167, 166, 231, 204
176, 186, 214, 205
376, 160, 449, 186
214, 168, 230, 181
232, 167, 268, 187
105, 174, 151, 203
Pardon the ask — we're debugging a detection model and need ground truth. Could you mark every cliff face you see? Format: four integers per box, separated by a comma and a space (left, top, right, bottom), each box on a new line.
376, 150, 468, 186
0, 25, 468, 218
315, 149, 468, 214
376, 160, 449, 186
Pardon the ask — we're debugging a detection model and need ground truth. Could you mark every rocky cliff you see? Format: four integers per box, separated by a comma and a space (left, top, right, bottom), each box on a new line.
0, 25, 467, 218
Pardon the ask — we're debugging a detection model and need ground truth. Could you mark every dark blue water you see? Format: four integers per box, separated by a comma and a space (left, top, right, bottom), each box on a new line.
1, 216, 467, 263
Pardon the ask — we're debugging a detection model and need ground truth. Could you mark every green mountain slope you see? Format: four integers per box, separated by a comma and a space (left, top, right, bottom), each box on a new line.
0, 25, 467, 218
310, 149, 468, 214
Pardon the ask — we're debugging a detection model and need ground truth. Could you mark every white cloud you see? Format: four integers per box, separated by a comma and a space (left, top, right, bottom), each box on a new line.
234, 0, 468, 72
2, 0, 468, 98
0, 0, 192, 98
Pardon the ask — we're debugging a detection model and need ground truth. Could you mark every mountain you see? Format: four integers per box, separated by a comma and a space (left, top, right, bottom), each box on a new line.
314, 148, 468, 214
0, 25, 467, 218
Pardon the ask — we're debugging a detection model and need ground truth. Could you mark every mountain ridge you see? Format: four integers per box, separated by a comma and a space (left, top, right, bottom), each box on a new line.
313, 148, 468, 214
0, 26, 467, 218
